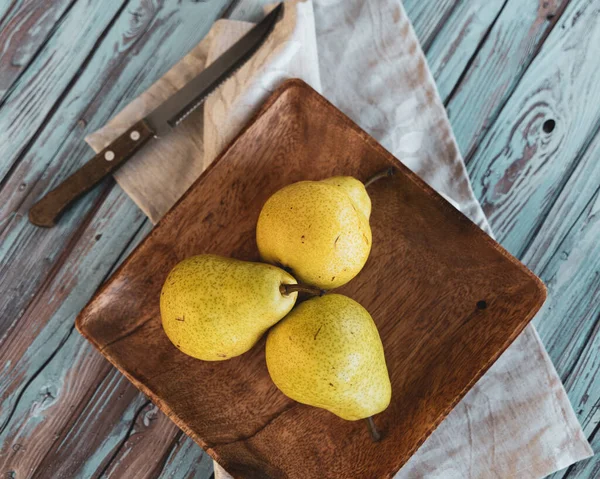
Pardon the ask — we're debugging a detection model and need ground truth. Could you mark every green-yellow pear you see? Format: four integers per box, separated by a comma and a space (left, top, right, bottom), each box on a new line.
266, 294, 391, 421
160, 254, 301, 361
256, 177, 372, 289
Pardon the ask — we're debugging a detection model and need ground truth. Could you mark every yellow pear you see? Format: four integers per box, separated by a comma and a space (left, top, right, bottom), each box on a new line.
256, 177, 372, 289
266, 294, 391, 420
160, 254, 300, 361
320, 176, 371, 219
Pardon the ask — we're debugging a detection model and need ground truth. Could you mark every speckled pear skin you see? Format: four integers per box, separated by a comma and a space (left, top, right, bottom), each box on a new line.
320, 176, 371, 219
256, 179, 372, 289
266, 294, 391, 421
160, 255, 298, 361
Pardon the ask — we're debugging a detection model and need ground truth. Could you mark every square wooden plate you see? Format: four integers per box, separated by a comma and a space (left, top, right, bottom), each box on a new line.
77, 79, 546, 479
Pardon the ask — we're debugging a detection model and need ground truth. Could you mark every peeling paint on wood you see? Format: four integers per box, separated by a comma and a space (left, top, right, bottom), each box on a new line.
157, 433, 215, 479
0, 0, 75, 98
446, 0, 568, 159
0, 0, 128, 182
403, 0, 459, 50
466, 0, 600, 258
427, 0, 506, 101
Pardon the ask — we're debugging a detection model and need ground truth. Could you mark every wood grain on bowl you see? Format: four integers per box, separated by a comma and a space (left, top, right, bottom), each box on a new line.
76, 79, 546, 479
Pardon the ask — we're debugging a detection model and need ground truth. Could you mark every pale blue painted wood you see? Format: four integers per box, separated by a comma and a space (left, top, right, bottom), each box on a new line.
72, 378, 149, 479
522, 128, 600, 479
427, 2, 600, 477
40, 368, 148, 478
97, 402, 183, 478
0, 0, 74, 98
525, 122, 600, 379
445, 2, 600, 476
0, 0, 128, 181
445, 1, 600, 477
521, 130, 600, 275
538, 192, 600, 479
465, 0, 600, 258
565, 435, 600, 479
158, 434, 215, 479
534, 189, 600, 392
426, 0, 505, 100
0, 189, 147, 473
402, 0, 458, 49
446, 0, 565, 159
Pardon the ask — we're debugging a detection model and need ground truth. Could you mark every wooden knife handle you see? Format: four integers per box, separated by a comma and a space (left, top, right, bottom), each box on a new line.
29, 119, 154, 227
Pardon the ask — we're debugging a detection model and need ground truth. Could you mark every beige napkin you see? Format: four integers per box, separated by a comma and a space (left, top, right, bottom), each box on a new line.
87, 1, 593, 477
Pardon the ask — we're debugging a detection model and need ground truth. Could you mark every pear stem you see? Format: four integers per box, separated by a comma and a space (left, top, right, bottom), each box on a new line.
366, 416, 381, 442
364, 167, 396, 189
280, 283, 324, 297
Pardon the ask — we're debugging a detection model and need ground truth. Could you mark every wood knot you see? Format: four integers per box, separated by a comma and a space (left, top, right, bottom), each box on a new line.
543, 119, 556, 133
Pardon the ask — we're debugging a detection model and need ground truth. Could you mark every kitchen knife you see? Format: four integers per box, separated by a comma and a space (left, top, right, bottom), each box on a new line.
29, 3, 284, 228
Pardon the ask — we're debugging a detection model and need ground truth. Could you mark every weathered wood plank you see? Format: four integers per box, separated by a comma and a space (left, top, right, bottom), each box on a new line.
443, 2, 600, 476
402, 0, 459, 50
426, 0, 505, 101
0, 188, 145, 469
431, 0, 600, 476
533, 185, 600, 388
445, 0, 567, 158
0, 0, 128, 182
0, 195, 189, 478
564, 310, 600, 435
516, 122, 600, 385
413, 1, 600, 476
0, 0, 232, 475
465, 0, 600, 258
0, 0, 230, 337
24, 217, 202, 479
531, 184, 600, 479
516, 129, 600, 479
0, 0, 157, 228
0, 190, 144, 424
157, 434, 214, 479
97, 403, 181, 479
0, 189, 196, 476
0, 211, 167, 479
450, 2, 600, 476
224, 0, 266, 22
4, 356, 143, 478
521, 131, 600, 275
0, 0, 14, 26
0, 0, 75, 99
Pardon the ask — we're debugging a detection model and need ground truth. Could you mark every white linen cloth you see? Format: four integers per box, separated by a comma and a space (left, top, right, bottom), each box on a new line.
86, 1, 593, 477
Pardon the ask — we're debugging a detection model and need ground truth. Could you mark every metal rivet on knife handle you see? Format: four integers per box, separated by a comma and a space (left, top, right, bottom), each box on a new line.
28, 120, 154, 228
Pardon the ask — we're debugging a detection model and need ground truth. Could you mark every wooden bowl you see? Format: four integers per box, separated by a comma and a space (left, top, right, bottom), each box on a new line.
77, 79, 546, 479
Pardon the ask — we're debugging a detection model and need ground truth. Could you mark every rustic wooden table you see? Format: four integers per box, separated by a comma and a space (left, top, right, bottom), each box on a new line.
0, 0, 598, 478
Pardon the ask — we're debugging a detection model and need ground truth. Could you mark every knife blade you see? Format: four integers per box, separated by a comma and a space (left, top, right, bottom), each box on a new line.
29, 3, 283, 228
